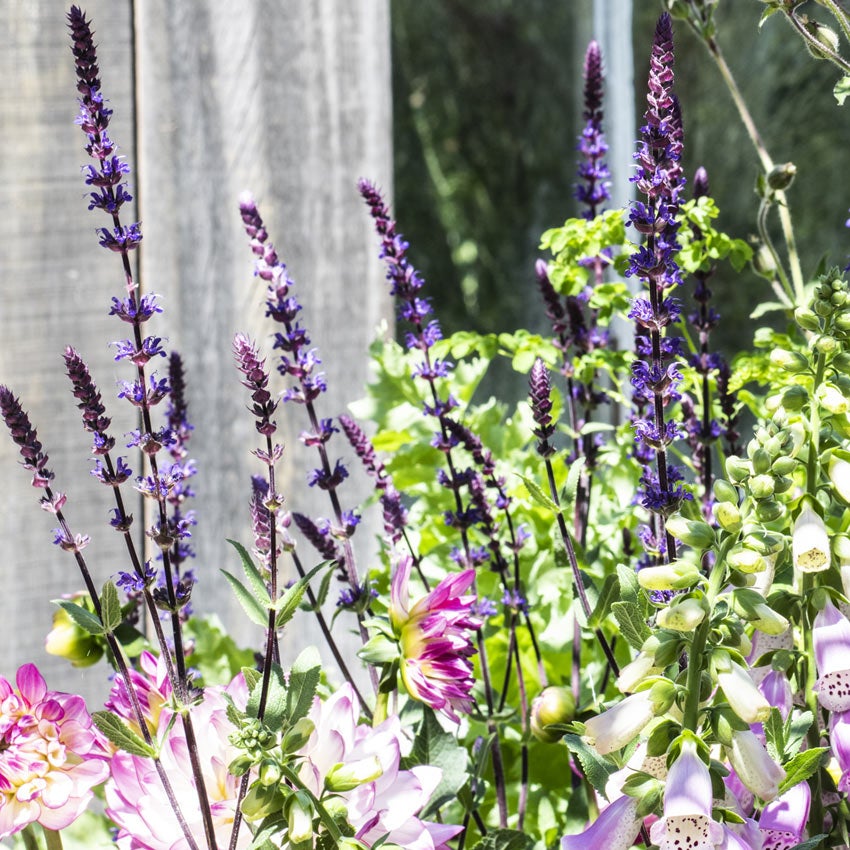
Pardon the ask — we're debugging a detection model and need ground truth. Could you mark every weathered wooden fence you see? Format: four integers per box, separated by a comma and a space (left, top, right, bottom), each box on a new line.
0, 0, 392, 699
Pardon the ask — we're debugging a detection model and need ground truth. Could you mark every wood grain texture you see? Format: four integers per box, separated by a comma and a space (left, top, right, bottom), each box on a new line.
134, 0, 393, 665
0, 0, 392, 695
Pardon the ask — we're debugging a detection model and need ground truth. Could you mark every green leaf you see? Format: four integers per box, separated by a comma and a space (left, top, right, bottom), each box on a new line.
91, 711, 156, 757
517, 473, 560, 514
787, 835, 828, 850
184, 615, 255, 686
221, 570, 269, 627
835, 75, 850, 105
778, 747, 829, 794
227, 539, 272, 607
562, 733, 616, 794
470, 829, 535, 850
764, 707, 785, 762
587, 573, 619, 630
786, 710, 814, 760
285, 646, 322, 725
403, 707, 468, 816
275, 561, 329, 629
561, 456, 586, 506
611, 599, 651, 651
100, 579, 122, 632
55, 600, 105, 636
616, 562, 641, 607
247, 664, 287, 725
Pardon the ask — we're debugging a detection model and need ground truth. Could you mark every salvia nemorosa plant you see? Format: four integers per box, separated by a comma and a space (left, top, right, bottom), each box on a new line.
9, 6, 850, 850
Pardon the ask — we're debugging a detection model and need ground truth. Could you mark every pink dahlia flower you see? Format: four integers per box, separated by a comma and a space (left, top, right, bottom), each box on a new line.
0, 663, 109, 839
299, 683, 462, 850
104, 675, 249, 850
389, 555, 482, 722
103, 650, 171, 738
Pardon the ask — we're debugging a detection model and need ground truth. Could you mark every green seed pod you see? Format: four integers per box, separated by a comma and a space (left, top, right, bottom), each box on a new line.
767, 162, 797, 191
749, 474, 775, 500
794, 306, 821, 332
756, 499, 784, 523
726, 456, 752, 484
713, 479, 739, 504
752, 448, 772, 476
714, 501, 742, 534
530, 686, 576, 743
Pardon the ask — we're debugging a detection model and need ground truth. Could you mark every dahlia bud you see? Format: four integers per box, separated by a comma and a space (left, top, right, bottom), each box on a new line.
530, 686, 576, 743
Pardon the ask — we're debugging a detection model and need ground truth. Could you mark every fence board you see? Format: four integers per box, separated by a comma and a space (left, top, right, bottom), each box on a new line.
0, 0, 392, 697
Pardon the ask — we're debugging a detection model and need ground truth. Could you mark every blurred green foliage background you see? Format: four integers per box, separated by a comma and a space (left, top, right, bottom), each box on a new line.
391, 1, 850, 353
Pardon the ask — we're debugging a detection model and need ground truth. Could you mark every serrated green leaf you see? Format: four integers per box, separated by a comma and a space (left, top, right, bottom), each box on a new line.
587, 573, 619, 629
562, 733, 616, 794
275, 562, 329, 629
786, 710, 814, 760
518, 473, 561, 514
787, 835, 828, 850
616, 563, 641, 607
778, 747, 829, 794
561, 457, 586, 506
56, 600, 105, 636
764, 707, 785, 762
285, 646, 322, 726
221, 570, 269, 627
308, 566, 335, 611
91, 711, 155, 757
247, 663, 287, 725
470, 829, 535, 850
242, 666, 262, 692
100, 579, 122, 632
227, 539, 272, 607
611, 600, 651, 651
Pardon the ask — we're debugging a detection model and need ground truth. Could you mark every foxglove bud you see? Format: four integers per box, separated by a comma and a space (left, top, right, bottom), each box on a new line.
769, 349, 808, 373
830, 451, 850, 503
664, 514, 715, 549
657, 596, 707, 631
637, 560, 702, 591
286, 791, 314, 845
726, 729, 785, 801
729, 587, 790, 635
713, 501, 742, 533
715, 658, 771, 724
325, 755, 383, 792
727, 546, 766, 574
817, 382, 849, 414
582, 691, 656, 755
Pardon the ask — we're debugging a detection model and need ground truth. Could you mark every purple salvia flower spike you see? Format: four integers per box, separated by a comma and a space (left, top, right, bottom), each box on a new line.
627, 12, 690, 553
529, 358, 556, 458
0, 387, 54, 488
575, 40, 611, 220
233, 333, 278, 437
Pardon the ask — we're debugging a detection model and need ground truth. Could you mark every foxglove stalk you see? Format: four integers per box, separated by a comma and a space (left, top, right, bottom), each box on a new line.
627, 13, 689, 555
813, 598, 850, 710
650, 737, 723, 850
389, 555, 481, 723
560, 794, 642, 850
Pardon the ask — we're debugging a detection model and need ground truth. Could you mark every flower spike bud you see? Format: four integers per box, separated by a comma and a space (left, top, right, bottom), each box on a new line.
582, 690, 657, 755
714, 659, 771, 724
813, 598, 850, 710
560, 794, 642, 850
726, 729, 785, 801
792, 503, 830, 573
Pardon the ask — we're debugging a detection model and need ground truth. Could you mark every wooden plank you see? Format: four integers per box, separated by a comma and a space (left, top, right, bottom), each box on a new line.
0, 0, 392, 696
134, 1, 393, 665
0, 0, 136, 700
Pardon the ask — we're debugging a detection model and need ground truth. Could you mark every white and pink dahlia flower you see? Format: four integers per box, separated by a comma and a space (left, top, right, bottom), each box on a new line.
0, 663, 109, 839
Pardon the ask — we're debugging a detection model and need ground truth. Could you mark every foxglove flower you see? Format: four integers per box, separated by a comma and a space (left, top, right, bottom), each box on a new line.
0, 664, 109, 839
389, 555, 481, 723
792, 505, 830, 573
830, 708, 850, 792
758, 781, 810, 849
813, 598, 850, 710
582, 691, 656, 755
650, 737, 723, 850
725, 730, 784, 802
560, 794, 642, 850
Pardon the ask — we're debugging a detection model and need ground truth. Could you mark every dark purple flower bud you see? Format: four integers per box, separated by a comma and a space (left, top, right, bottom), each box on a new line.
380, 486, 408, 544
292, 512, 342, 563
529, 358, 556, 457
307, 459, 349, 490
233, 333, 278, 436
693, 166, 710, 200
575, 41, 611, 219
0, 387, 54, 487
339, 414, 386, 483
64, 347, 112, 442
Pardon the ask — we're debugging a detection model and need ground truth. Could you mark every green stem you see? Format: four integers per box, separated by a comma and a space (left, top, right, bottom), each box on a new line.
279, 764, 343, 844
42, 828, 64, 850
702, 35, 805, 302
786, 8, 850, 75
